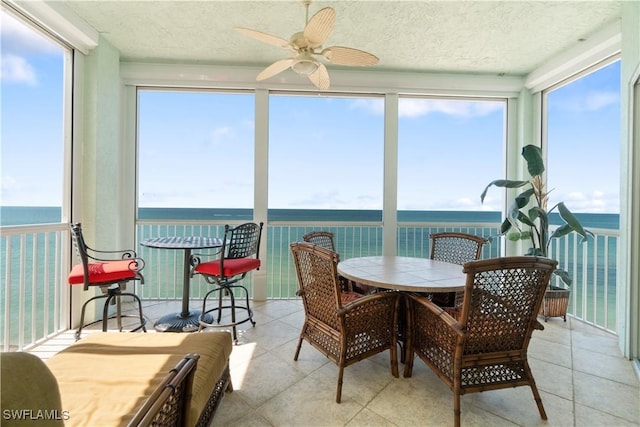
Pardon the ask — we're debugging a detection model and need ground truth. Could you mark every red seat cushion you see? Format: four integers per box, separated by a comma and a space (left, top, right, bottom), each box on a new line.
340, 291, 362, 304
194, 258, 261, 278
68, 260, 138, 285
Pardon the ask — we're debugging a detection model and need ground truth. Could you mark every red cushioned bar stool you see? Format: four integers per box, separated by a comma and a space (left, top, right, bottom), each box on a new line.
68, 222, 146, 340
190, 222, 263, 343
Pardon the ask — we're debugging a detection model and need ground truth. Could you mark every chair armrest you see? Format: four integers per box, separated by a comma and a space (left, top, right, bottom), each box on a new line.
127, 354, 200, 427
337, 290, 398, 317
85, 244, 139, 260
189, 249, 224, 267
406, 293, 464, 337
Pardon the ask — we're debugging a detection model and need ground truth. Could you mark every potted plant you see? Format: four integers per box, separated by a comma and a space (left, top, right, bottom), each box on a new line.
480, 144, 593, 321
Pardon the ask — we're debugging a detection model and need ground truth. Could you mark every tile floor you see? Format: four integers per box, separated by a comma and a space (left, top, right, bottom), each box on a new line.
29, 299, 640, 427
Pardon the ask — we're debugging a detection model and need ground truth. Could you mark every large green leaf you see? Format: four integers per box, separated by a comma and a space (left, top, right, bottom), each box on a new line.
553, 268, 572, 286
480, 179, 529, 203
514, 187, 534, 209
499, 217, 512, 234
557, 202, 593, 242
516, 210, 535, 227
549, 223, 574, 239
522, 145, 545, 177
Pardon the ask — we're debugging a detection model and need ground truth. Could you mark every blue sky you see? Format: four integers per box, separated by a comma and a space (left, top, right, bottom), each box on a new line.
1, 9, 621, 214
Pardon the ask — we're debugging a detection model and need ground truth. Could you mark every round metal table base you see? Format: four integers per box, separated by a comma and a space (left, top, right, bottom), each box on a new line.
154, 310, 213, 333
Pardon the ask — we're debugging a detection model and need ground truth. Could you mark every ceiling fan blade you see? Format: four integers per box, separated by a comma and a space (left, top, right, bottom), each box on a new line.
321, 46, 379, 66
304, 7, 336, 48
235, 27, 292, 50
308, 63, 330, 90
256, 58, 295, 81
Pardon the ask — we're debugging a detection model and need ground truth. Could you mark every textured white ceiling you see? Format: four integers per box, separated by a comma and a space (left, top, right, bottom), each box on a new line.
59, 0, 623, 77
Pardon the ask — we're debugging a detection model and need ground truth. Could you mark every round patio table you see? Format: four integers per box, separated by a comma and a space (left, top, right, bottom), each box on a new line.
337, 256, 466, 293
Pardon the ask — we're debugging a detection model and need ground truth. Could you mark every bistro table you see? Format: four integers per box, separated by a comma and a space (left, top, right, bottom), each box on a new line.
337, 255, 466, 293
141, 236, 223, 332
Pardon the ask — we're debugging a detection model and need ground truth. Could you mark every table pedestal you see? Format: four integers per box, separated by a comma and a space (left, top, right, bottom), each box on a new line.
154, 310, 214, 332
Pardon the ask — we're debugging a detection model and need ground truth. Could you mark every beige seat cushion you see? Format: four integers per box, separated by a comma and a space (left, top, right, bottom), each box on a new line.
45, 331, 232, 427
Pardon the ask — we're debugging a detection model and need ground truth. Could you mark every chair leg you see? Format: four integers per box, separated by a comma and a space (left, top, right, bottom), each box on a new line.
454, 391, 461, 427
336, 365, 344, 403
102, 293, 115, 332
226, 287, 238, 343
133, 294, 147, 333
116, 294, 123, 332
217, 289, 224, 324
293, 334, 304, 361
240, 285, 256, 327
525, 363, 548, 420
75, 299, 91, 340
390, 341, 399, 378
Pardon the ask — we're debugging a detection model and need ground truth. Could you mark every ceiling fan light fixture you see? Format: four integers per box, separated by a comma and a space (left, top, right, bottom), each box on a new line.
291, 58, 319, 75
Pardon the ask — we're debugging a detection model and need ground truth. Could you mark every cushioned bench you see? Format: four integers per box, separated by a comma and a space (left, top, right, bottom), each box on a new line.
1, 331, 233, 427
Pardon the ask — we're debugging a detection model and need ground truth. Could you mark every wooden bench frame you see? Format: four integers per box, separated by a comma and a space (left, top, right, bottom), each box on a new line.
128, 354, 232, 427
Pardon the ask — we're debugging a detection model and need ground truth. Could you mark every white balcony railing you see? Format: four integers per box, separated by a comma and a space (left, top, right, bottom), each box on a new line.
1, 220, 619, 350
1, 223, 68, 351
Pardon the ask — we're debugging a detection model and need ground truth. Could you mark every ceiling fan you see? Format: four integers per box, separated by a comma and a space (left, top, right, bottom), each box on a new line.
235, 1, 379, 90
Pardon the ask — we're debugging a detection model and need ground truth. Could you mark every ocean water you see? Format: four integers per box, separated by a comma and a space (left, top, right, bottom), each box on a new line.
0, 206, 621, 229
0, 206, 621, 347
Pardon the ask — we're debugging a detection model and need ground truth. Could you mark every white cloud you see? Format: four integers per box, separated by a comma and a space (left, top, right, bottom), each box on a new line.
399, 99, 503, 118
551, 190, 619, 213
584, 91, 619, 111
557, 90, 619, 113
349, 98, 503, 119
1, 11, 58, 55
209, 126, 233, 144
1, 54, 37, 85
349, 99, 384, 115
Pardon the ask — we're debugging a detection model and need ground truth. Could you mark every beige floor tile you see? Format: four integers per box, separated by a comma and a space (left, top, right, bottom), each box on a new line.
230, 350, 307, 408
573, 371, 640, 423
315, 355, 398, 406
469, 386, 568, 426
571, 326, 621, 358
573, 346, 640, 386
240, 318, 302, 351
27, 300, 640, 427
529, 357, 574, 400
574, 402, 640, 427
270, 338, 332, 375
346, 408, 398, 426
529, 335, 573, 369
258, 370, 363, 426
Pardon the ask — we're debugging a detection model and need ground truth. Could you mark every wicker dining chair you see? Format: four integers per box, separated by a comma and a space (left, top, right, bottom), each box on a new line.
429, 232, 488, 308
302, 230, 373, 295
404, 256, 557, 427
290, 242, 400, 403
67, 222, 147, 340
301, 230, 336, 251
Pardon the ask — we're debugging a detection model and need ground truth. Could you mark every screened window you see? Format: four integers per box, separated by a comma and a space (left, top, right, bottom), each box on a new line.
544, 58, 620, 329
397, 97, 506, 218
546, 60, 621, 216
137, 90, 255, 219
0, 7, 68, 225
268, 94, 384, 220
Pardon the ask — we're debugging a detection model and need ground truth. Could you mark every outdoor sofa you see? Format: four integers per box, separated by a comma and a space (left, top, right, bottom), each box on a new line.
1, 331, 233, 426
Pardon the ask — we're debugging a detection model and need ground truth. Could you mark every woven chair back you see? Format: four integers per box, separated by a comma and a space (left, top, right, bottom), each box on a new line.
460, 256, 557, 354
302, 231, 336, 252
429, 232, 488, 265
290, 242, 342, 330
224, 222, 263, 260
